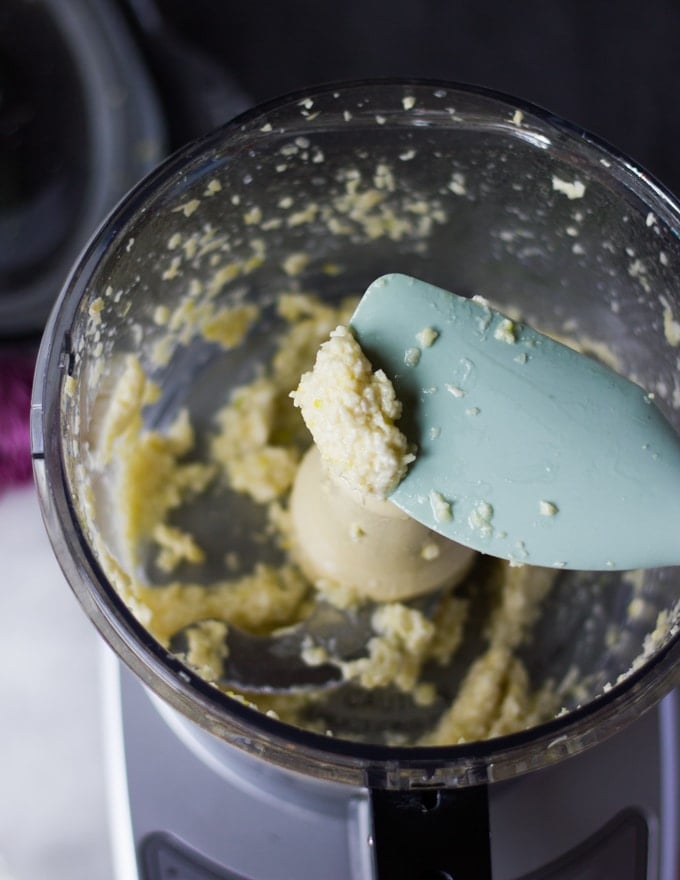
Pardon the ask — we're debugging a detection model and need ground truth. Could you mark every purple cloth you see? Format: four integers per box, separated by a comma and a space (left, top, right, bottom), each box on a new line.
0, 352, 35, 491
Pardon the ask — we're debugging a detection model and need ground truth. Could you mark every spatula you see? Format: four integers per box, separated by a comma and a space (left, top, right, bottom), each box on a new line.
350, 273, 680, 571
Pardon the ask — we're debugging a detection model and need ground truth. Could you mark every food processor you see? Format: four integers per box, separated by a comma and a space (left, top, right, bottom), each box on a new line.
31, 81, 679, 878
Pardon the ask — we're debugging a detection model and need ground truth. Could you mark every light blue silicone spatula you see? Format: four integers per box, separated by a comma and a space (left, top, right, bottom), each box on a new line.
350, 273, 680, 571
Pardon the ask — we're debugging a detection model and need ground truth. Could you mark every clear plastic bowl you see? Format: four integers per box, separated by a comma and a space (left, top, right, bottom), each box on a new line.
32, 81, 679, 790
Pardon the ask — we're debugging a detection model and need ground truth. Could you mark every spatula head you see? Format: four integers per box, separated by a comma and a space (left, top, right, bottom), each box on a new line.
350, 274, 680, 571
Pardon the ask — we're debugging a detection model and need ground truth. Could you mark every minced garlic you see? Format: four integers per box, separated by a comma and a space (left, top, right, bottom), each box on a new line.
291, 324, 414, 499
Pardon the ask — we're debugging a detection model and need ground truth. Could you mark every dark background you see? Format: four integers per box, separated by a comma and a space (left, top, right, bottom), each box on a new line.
3, 0, 680, 336
155, 0, 680, 198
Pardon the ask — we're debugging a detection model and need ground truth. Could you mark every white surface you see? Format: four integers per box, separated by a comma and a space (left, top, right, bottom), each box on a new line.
0, 484, 114, 880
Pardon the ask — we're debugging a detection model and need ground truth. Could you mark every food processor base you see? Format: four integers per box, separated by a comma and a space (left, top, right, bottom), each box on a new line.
102, 651, 678, 880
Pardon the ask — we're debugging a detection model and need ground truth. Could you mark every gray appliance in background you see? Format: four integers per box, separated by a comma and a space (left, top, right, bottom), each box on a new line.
0, 0, 249, 338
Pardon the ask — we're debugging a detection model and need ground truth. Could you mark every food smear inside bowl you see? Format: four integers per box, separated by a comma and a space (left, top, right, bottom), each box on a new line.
64, 120, 677, 747
87, 279, 568, 745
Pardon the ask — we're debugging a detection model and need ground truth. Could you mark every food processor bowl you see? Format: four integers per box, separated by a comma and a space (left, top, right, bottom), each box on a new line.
32, 81, 679, 799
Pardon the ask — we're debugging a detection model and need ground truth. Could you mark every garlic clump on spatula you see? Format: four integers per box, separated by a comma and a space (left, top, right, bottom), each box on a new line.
290, 323, 475, 603
291, 323, 414, 499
